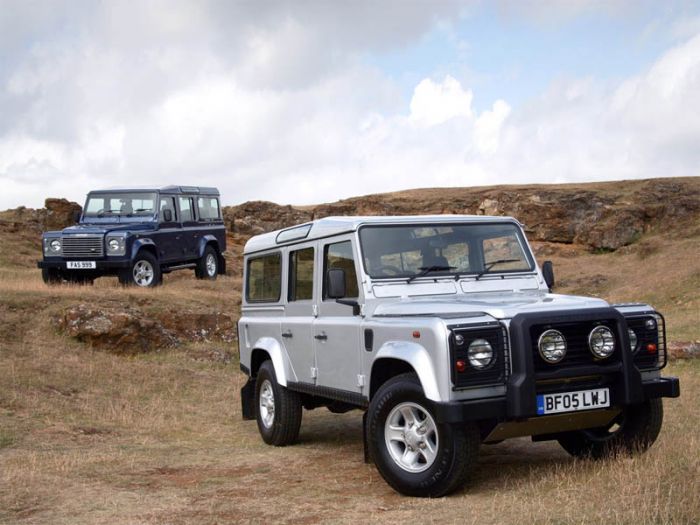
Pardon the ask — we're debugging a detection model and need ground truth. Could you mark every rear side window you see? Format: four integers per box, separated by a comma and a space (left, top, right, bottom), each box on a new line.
246, 253, 282, 302
289, 248, 314, 301
198, 197, 220, 221
159, 197, 177, 222
179, 197, 194, 222
323, 241, 359, 299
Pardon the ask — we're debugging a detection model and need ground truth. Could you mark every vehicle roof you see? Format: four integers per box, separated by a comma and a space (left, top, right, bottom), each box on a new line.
244, 215, 522, 255
87, 185, 220, 196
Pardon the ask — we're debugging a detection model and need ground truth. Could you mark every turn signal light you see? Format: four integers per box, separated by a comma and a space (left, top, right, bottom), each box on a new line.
646, 343, 657, 354
412, 330, 420, 339
455, 360, 467, 373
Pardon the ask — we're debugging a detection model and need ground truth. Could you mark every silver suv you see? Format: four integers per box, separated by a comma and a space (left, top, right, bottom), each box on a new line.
238, 215, 680, 497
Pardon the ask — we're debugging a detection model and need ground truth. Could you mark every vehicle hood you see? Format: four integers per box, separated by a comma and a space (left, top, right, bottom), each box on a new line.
59, 223, 157, 235
370, 292, 610, 320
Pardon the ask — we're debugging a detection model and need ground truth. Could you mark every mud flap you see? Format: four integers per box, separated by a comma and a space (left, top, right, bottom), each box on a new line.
241, 378, 256, 420
363, 410, 371, 464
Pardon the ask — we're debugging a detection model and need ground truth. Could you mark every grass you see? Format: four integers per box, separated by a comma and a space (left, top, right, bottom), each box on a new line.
0, 218, 698, 523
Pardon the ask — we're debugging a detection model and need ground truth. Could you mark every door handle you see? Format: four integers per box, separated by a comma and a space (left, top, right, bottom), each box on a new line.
314, 333, 328, 341
281, 330, 293, 338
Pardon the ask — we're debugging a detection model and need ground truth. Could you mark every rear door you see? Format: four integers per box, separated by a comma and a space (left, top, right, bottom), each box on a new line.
313, 237, 363, 394
177, 196, 198, 260
281, 244, 317, 385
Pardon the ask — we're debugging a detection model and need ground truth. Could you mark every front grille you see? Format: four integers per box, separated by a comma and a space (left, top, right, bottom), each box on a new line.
449, 323, 509, 389
530, 319, 621, 373
62, 235, 104, 258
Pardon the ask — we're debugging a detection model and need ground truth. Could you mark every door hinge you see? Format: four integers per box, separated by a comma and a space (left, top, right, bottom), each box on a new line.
312, 304, 318, 317
310, 367, 318, 379
357, 374, 365, 388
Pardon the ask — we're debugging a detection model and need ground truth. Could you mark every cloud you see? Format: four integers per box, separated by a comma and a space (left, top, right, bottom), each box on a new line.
1, 1, 699, 211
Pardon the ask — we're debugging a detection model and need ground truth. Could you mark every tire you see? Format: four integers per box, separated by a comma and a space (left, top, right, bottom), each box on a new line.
366, 373, 480, 497
557, 399, 663, 459
195, 245, 218, 280
255, 360, 302, 446
41, 267, 62, 285
119, 251, 161, 287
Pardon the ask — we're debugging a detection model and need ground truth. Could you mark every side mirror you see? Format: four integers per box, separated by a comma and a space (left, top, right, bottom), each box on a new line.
163, 209, 173, 222
73, 210, 81, 223
326, 268, 346, 299
542, 260, 555, 290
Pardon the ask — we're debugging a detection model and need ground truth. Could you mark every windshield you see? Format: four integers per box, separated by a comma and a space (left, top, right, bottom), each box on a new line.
83, 192, 158, 218
358, 223, 534, 279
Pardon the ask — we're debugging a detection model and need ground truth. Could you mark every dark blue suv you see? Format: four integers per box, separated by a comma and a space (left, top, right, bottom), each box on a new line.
38, 186, 226, 287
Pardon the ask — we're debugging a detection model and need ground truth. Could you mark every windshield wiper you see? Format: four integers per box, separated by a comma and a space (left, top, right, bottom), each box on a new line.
474, 259, 521, 280
407, 265, 456, 283
97, 209, 121, 218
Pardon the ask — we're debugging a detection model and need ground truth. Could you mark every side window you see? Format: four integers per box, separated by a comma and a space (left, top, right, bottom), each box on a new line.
179, 197, 193, 222
197, 197, 220, 221
289, 247, 314, 301
159, 197, 177, 222
246, 253, 282, 302
323, 241, 358, 299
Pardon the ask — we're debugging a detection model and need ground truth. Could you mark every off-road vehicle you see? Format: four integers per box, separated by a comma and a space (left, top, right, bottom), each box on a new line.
38, 186, 226, 287
238, 215, 679, 497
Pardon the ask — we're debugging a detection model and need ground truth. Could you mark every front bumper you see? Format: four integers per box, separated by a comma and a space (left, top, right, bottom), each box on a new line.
431, 376, 680, 424
37, 258, 132, 270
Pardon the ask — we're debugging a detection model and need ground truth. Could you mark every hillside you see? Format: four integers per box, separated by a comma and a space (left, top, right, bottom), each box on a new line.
0, 177, 699, 523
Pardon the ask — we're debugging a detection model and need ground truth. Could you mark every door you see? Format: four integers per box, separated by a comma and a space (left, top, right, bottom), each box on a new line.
157, 195, 181, 262
314, 238, 363, 394
177, 196, 198, 260
281, 245, 317, 385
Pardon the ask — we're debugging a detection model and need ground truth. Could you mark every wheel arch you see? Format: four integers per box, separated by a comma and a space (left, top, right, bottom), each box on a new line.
130, 238, 158, 261
371, 342, 441, 402
249, 337, 291, 386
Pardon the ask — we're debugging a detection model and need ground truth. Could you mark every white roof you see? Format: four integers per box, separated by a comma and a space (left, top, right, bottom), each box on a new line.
243, 214, 521, 255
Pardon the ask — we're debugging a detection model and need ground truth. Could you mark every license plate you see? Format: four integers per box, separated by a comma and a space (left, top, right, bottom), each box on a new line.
537, 388, 610, 415
66, 261, 97, 269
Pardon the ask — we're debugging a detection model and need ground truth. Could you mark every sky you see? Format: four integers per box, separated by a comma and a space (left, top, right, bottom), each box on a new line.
1, 0, 700, 210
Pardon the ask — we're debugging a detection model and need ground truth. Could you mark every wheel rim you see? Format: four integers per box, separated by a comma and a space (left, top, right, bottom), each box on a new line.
206, 253, 217, 276
259, 380, 275, 429
133, 260, 154, 286
384, 402, 439, 473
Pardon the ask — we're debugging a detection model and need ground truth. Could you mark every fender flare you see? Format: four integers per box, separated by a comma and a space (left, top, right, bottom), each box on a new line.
250, 336, 295, 387
130, 238, 158, 261
197, 234, 220, 258
373, 341, 442, 402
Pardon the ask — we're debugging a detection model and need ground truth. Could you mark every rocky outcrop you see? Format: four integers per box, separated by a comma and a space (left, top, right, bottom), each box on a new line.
0, 198, 82, 234
54, 304, 235, 353
43, 198, 82, 231
223, 177, 700, 252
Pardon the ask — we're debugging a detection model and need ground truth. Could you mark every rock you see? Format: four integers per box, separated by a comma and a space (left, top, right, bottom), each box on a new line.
43, 198, 82, 230
54, 304, 235, 353
667, 341, 700, 360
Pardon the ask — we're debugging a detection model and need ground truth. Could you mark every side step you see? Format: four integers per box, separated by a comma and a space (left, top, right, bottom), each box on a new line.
162, 263, 197, 273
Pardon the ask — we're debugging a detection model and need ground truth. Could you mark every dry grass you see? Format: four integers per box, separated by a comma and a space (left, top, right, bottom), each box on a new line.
0, 219, 698, 524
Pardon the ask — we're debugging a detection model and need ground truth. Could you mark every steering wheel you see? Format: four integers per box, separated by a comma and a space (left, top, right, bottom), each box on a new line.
375, 265, 402, 276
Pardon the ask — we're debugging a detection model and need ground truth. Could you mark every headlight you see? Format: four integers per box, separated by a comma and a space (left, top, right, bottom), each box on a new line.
106, 236, 126, 256
50, 239, 62, 252
589, 326, 615, 359
467, 338, 494, 369
628, 329, 638, 353
538, 329, 567, 363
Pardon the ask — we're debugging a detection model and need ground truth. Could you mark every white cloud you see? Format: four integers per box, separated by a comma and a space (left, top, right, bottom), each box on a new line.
1, 2, 699, 211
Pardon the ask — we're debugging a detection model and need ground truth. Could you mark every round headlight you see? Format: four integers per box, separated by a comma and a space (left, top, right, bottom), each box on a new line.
645, 318, 657, 331
50, 239, 61, 252
589, 326, 615, 359
467, 338, 494, 369
628, 329, 638, 353
538, 329, 567, 363
108, 238, 120, 251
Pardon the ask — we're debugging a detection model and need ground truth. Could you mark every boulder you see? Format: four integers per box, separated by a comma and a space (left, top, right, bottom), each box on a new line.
43, 198, 82, 230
